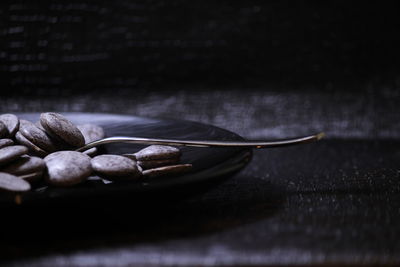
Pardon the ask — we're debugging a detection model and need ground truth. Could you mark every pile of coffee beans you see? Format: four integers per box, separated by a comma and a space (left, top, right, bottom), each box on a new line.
0, 112, 192, 193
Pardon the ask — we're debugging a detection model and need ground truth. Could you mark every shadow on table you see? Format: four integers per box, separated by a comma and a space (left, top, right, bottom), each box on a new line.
0, 173, 286, 262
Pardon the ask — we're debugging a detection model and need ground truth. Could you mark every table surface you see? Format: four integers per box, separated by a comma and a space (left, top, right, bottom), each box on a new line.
0, 88, 399, 267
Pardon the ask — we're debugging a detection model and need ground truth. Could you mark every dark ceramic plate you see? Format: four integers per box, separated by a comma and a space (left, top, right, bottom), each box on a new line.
0, 113, 252, 206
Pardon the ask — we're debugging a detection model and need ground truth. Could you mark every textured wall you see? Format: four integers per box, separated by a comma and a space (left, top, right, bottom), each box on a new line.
0, 1, 399, 139
0, 87, 399, 139
1, 1, 400, 94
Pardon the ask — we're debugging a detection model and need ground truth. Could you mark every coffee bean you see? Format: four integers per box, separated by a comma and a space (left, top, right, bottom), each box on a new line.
35, 121, 45, 131
142, 164, 192, 178
35, 119, 71, 150
0, 121, 7, 138
122, 153, 136, 160
91, 154, 141, 180
0, 114, 19, 137
137, 158, 180, 170
0, 139, 14, 149
0, 172, 31, 192
19, 171, 44, 183
15, 131, 48, 157
40, 112, 85, 148
44, 151, 92, 186
134, 145, 181, 161
0, 145, 28, 167
1, 155, 45, 176
19, 120, 58, 152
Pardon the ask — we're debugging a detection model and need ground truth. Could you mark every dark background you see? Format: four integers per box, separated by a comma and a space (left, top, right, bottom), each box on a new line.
1, 1, 400, 92
1, 1, 400, 266
0, 0, 399, 139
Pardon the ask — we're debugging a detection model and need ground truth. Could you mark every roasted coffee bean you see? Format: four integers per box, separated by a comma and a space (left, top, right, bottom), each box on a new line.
15, 131, 48, 157
0, 121, 7, 138
0, 114, 19, 137
91, 154, 141, 180
0, 172, 31, 192
2, 155, 45, 176
19, 171, 43, 183
142, 164, 192, 178
35, 121, 45, 131
40, 112, 85, 148
122, 153, 137, 160
0, 145, 28, 167
137, 158, 180, 170
19, 120, 58, 152
0, 139, 14, 149
44, 151, 92, 186
134, 145, 181, 161
0, 113, 192, 190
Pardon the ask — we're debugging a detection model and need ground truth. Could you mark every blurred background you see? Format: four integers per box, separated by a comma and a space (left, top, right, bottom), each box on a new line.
0, 1, 399, 138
